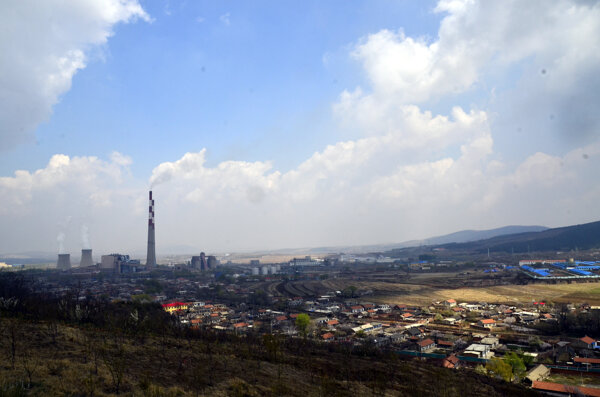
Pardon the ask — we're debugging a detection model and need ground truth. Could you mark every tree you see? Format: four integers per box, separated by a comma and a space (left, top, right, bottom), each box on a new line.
504, 351, 527, 380
295, 314, 311, 338
486, 357, 513, 382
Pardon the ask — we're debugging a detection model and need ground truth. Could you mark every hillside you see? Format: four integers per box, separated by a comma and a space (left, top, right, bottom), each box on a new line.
0, 318, 538, 397
411, 225, 549, 247
435, 220, 600, 254
0, 272, 537, 397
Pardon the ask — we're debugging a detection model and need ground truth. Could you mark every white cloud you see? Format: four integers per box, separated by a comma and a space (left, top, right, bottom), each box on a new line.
1, 0, 600, 254
0, 0, 150, 150
0, 153, 143, 253
220, 13, 231, 26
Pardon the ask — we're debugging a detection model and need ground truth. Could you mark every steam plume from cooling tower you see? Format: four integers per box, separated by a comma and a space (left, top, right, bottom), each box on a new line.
57, 232, 65, 254
81, 225, 90, 249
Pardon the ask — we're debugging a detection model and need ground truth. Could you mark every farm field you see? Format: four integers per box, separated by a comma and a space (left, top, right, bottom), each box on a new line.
321, 279, 600, 306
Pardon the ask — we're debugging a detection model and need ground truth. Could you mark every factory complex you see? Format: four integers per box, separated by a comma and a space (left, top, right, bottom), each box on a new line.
520, 259, 600, 279
52, 190, 220, 274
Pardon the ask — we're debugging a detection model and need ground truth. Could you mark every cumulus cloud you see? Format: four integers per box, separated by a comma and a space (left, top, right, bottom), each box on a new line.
0, 0, 150, 150
1, 0, 600, 254
0, 153, 143, 253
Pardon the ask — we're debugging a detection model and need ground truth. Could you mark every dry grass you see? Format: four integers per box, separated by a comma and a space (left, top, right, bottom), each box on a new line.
323, 279, 600, 305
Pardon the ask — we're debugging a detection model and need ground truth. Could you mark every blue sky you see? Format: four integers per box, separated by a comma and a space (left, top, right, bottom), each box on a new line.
1, 0, 599, 255
1, 0, 441, 176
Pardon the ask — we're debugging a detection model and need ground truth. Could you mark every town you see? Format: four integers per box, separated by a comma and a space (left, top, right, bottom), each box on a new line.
6, 250, 600, 396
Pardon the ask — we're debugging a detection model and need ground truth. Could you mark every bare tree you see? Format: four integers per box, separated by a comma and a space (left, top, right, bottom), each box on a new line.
102, 339, 127, 394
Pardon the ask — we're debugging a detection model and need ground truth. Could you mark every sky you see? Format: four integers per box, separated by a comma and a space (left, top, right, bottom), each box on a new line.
1, 0, 600, 256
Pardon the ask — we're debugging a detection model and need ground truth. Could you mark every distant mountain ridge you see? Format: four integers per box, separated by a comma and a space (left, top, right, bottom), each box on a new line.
255, 225, 550, 255
419, 220, 600, 254
416, 225, 549, 246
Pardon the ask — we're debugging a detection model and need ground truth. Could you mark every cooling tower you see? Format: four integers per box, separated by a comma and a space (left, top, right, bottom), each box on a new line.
146, 191, 156, 267
80, 249, 93, 267
57, 254, 71, 270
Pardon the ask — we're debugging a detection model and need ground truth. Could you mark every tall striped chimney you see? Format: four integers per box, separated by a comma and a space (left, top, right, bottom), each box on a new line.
146, 190, 156, 267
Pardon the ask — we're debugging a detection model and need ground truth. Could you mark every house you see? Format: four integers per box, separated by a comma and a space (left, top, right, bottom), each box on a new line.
532, 381, 600, 397
321, 332, 335, 341
578, 335, 597, 349
574, 357, 600, 368
417, 338, 436, 352
479, 336, 499, 348
552, 342, 576, 363
389, 332, 406, 344
524, 364, 550, 385
443, 317, 458, 325
463, 344, 493, 359
405, 327, 423, 338
162, 302, 189, 313
443, 299, 457, 308
326, 319, 339, 327
401, 312, 414, 320
232, 322, 250, 332
437, 340, 454, 350
478, 319, 496, 328
442, 354, 460, 369
350, 305, 364, 314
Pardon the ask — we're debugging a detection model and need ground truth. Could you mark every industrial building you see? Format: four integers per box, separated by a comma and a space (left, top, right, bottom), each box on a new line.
101, 254, 141, 273
207, 255, 218, 269
521, 260, 600, 279
190, 252, 218, 271
290, 256, 320, 266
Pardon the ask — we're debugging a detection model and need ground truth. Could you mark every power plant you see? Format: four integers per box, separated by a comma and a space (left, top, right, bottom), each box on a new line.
101, 254, 141, 273
80, 249, 94, 267
146, 190, 156, 267
56, 254, 71, 270
190, 252, 219, 271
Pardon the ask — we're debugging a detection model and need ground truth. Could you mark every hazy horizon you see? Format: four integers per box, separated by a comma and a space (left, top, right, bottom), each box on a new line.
1, 1, 599, 254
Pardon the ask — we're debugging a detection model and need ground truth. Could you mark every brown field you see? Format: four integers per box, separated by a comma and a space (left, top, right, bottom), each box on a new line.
322, 279, 600, 306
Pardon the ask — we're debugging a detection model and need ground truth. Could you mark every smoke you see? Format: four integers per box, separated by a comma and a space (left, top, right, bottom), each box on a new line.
81, 225, 90, 249
57, 232, 65, 254
56, 215, 71, 254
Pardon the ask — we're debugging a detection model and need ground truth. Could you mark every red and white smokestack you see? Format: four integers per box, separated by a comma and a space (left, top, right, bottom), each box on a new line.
146, 190, 157, 267
148, 191, 155, 229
